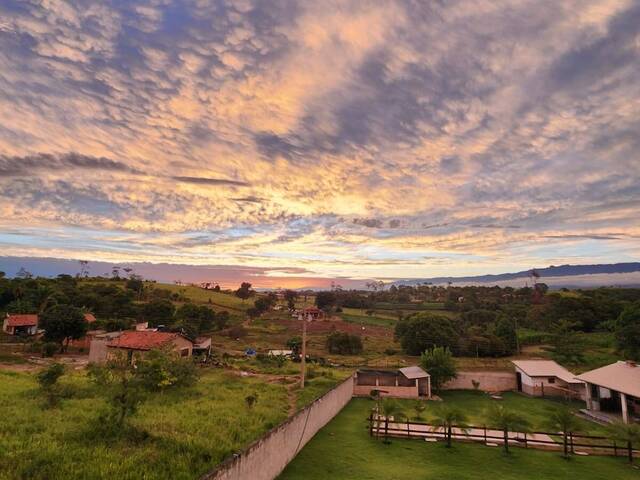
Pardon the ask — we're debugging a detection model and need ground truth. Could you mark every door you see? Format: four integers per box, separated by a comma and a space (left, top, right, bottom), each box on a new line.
516, 372, 522, 392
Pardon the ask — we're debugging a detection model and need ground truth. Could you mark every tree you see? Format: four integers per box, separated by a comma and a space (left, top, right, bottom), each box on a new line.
245, 393, 258, 409
326, 332, 363, 355
284, 290, 298, 310
608, 421, 640, 464
431, 405, 468, 448
486, 405, 530, 454
315, 291, 337, 311
420, 346, 457, 390
614, 305, 640, 361
141, 299, 175, 326
548, 320, 585, 364
37, 363, 65, 408
380, 398, 405, 444
544, 406, 581, 458
413, 399, 427, 421
40, 305, 88, 352
395, 313, 460, 355
135, 347, 198, 392
286, 336, 304, 355
235, 282, 254, 302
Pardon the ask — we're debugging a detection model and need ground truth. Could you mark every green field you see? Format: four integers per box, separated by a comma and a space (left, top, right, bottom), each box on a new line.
0, 369, 289, 480
153, 282, 251, 311
279, 398, 638, 480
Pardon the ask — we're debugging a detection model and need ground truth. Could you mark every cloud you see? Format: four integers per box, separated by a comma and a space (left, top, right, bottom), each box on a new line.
0, 0, 638, 282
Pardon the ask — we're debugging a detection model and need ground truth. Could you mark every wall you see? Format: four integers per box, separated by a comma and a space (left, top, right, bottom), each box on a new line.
442, 370, 516, 392
353, 384, 419, 398
201, 375, 355, 480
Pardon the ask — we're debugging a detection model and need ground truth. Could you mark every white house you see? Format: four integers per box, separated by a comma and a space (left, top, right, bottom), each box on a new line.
512, 360, 585, 400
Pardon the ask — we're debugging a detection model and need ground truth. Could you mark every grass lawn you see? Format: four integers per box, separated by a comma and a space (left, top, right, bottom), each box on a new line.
396, 390, 609, 436
279, 398, 638, 480
0, 369, 290, 480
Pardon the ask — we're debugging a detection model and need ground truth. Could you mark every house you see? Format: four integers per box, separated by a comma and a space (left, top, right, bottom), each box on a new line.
576, 360, 640, 424
89, 331, 193, 364
268, 349, 293, 357
84, 313, 96, 324
301, 306, 325, 320
192, 336, 212, 357
2, 314, 38, 336
354, 366, 431, 399
88, 331, 122, 363
512, 360, 585, 400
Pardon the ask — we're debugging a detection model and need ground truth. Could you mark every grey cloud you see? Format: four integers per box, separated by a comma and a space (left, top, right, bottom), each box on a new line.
0, 152, 140, 177
171, 176, 249, 187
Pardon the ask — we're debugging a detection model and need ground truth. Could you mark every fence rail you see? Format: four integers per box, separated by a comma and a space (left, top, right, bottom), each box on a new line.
368, 416, 639, 458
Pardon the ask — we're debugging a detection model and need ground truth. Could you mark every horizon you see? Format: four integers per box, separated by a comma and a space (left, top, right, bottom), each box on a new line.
1, 1, 639, 287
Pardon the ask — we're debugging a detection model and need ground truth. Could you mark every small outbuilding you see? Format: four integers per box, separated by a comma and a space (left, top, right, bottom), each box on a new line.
354, 366, 431, 399
301, 307, 325, 320
512, 360, 585, 400
89, 331, 193, 364
2, 314, 38, 336
576, 360, 640, 424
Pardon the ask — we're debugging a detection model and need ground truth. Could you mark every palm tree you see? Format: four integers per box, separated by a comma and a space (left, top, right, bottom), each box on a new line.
487, 404, 531, 454
431, 405, 468, 448
608, 421, 640, 464
381, 398, 406, 444
544, 405, 581, 458
413, 399, 427, 421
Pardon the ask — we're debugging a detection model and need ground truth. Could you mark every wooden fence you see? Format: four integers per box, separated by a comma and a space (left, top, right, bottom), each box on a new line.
369, 416, 639, 458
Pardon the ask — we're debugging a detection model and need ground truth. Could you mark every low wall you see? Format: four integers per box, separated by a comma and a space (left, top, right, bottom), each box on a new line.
443, 370, 516, 392
353, 384, 419, 398
201, 375, 355, 480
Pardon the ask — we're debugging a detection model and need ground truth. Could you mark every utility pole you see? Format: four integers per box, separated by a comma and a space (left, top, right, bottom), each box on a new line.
300, 313, 307, 389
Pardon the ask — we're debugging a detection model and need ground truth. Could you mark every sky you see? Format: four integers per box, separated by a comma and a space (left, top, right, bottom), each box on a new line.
0, 0, 639, 287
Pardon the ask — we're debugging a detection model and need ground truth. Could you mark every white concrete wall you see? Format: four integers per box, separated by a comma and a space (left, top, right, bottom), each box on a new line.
201, 375, 355, 480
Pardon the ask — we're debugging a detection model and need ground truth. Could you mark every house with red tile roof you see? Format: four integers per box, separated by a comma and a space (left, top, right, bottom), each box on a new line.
84, 313, 96, 324
2, 313, 38, 336
90, 330, 193, 363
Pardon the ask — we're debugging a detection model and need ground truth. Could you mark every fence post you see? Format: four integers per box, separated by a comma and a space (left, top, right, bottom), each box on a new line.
613, 440, 617, 457
368, 413, 373, 437
570, 432, 574, 454
524, 432, 527, 448
484, 426, 487, 444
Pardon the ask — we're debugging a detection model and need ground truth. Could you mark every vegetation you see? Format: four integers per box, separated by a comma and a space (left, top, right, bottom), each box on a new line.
39, 305, 88, 352
0, 369, 290, 479
607, 422, 640, 464
326, 332, 363, 355
420, 346, 457, 390
543, 405, 582, 458
431, 405, 468, 448
37, 363, 65, 408
614, 305, 640, 360
279, 399, 639, 480
486, 404, 531, 454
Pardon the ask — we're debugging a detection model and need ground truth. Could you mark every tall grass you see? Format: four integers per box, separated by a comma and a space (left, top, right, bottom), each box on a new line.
0, 369, 289, 479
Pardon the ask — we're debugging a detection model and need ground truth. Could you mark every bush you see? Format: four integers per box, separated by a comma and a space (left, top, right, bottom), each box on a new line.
227, 325, 247, 339
420, 346, 457, 390
326, 332, 363, 355
42, 342, 59, 357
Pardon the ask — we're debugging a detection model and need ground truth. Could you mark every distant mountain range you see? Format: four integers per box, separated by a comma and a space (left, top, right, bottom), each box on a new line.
392, 263, 640, 288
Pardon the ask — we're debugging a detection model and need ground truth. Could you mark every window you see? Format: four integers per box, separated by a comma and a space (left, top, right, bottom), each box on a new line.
180, 348, 190, 357
548, 377, 555, 384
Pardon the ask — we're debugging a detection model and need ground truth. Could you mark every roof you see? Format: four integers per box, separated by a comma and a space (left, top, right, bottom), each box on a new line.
576, 361, 640, 398
303, 306, 322, 312
512, 360, 582, 384
5, 314, 38, 327
107, 331, 190, 351
193, 337, 212, 349
399, 366, 430, 379
84, 313, 96, 323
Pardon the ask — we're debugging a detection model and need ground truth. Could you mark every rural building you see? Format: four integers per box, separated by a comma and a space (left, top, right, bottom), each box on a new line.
512, 360, 585, 400
576, 360, 640, 424
354, 366, 431, 399
301, 307, 325, 320
193, 336, 212, 357
84, 313, 96, 324
2, 314, 38, 336
89, 331, 193, 364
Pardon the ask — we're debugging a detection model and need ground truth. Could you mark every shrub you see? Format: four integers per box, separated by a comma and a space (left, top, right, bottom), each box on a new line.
42, 342, 59, 358
326, 332, 363, 355
395, 313, 460, 355
227, 325, 247, 339
37, 363, 65, 407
